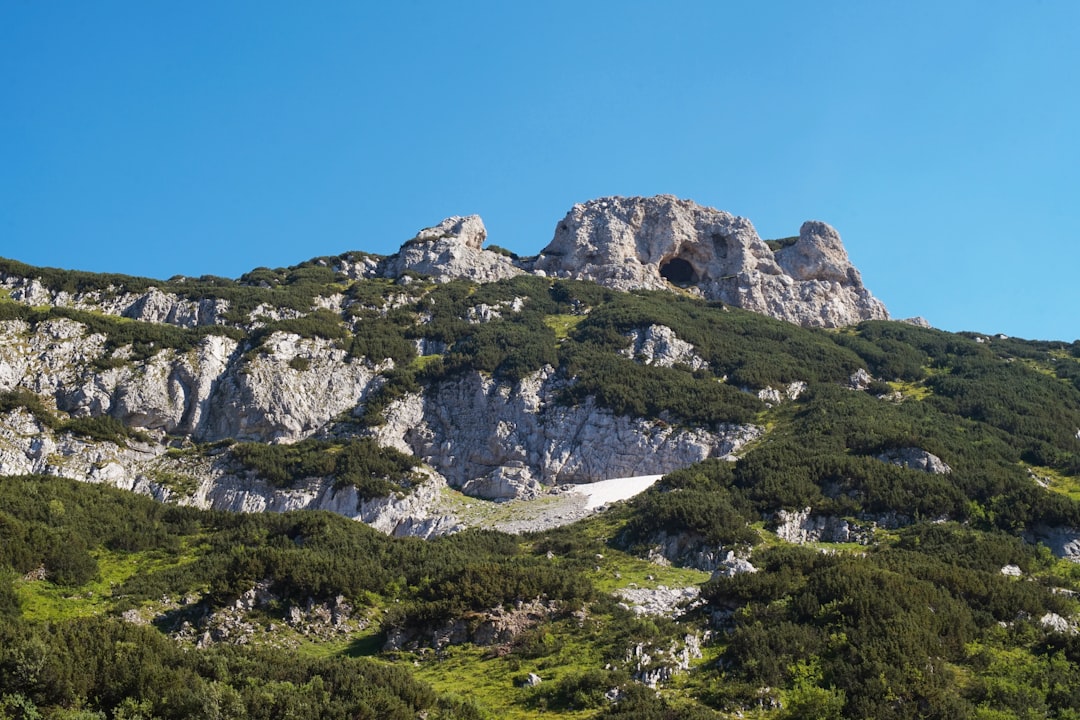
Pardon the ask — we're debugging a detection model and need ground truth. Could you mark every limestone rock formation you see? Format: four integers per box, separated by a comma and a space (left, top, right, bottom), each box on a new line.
0, 406, 459, 539
532, 195, 888, 327
0, 314, 386, 445
876, 447, 952, 474
372, 368, 762, 501
199, 333, 382, 443
0, 276, 230, 328
382, 215, 524, 284
621, 325, 709, 370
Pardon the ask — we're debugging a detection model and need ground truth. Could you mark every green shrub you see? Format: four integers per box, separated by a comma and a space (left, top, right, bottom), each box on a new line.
230, 438, 419, 498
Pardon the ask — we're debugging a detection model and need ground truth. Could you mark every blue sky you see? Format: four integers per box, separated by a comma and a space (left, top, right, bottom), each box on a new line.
2, 2, 1077, 340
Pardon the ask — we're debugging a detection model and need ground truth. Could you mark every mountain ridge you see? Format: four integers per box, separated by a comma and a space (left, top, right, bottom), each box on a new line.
1, 194, 890, 330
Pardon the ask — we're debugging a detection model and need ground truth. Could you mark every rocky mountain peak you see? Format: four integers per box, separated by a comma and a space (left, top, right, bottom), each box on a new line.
775, 220, 859, 284
378, 195, 886, 327
382, 214, 522, 284
412, 214, 488, 250
530, 195, 888, 328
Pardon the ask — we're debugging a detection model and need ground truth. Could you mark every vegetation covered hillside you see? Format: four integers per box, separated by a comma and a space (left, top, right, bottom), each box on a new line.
2, 255, 1080, 718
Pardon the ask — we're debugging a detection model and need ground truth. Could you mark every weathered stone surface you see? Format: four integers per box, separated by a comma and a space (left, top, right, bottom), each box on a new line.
773, 507, 894, 545
122, 287, 227, 327
774, 508, 857, 544
383, 215, 523, 284
616, 585, 701, 618
375, 368, 761, 500
0, 276, 230, 328
1027, 525, 1080, 563
0, 405, 460, 539
531, 195, 888, 327
1040, 612, 1075, 634
711, 551, 759, 578
199, 332, 381, 443
383, 599, 558, 650
621, 325, 709, 370
758, 381, 807, 406
626, 634, 703, 688
849, 368, 874, 390
110, 334, 237, 434
876, 447, 951, 474
191, 468, 460, 539
641, 531, 736, 572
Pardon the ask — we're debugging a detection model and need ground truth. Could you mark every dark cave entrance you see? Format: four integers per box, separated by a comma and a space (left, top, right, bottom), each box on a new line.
659, 257, 698, 286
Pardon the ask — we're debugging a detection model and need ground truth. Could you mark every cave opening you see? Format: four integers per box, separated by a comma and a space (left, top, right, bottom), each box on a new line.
659, 257, 697, 286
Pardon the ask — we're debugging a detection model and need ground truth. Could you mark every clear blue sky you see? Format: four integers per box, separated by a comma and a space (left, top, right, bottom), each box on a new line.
2, 2, 1077, 341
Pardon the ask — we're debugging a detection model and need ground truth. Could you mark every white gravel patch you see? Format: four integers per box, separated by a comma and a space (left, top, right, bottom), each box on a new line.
479, 474, 666, 534
573, 475, 664, 510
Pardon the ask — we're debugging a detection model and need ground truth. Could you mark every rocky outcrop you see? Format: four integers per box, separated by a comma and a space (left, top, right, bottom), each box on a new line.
4, 195, 888, 332
107, 334, 237, 434
122, 287, 228, 326
382, 215, 524, 284
625, 634, 703, 688
383, 599, 559, 651
621, 325, 709, 370
374, 368, 761, 500
616, 585, 702, 618
876, 447, 951, 474
711, 551, 759, 578
773, 507, 882, 545
0, 408, 171, 498
1027, 526, 1080, 563
191, 468, 459, 539
0, 194, 893, 539
0, 406, 459, 538
757, 381, 807, 406
532, 195, 888, 327
0, 316, 388, 445
641, 532, 741, 572
0, 277, 230, 328
199, 333, 382, 443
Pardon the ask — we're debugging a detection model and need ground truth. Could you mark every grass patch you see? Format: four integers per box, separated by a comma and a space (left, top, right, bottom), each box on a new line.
1025, 463, 1080, 501
405, 630, 600, 720
17, 543, 203, 621
436, 485, 580, 528
147, 470, 201, 497
886, 378, 933, 400
411, 353, 444, 371
544, 314, 585, 340
587, 548, 711, 595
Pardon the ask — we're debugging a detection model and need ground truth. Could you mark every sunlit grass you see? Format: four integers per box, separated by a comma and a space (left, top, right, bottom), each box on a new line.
886, 379, 932, 400
1024, 463, 1080, 501
411, 353, 443, 370
17, 542, 204, 621
544, 314, 585, 340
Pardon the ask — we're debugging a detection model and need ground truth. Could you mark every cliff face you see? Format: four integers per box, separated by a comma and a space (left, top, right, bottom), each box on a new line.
372, 369, 760, 500
0, 194, 888, 535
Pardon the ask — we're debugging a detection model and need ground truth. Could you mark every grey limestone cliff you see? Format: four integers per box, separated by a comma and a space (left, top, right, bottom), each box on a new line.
372, 368, 762, 501
531, 195, 888, 327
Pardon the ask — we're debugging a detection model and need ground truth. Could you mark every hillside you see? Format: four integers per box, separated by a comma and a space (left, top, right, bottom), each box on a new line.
3, 197, 1080, 718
